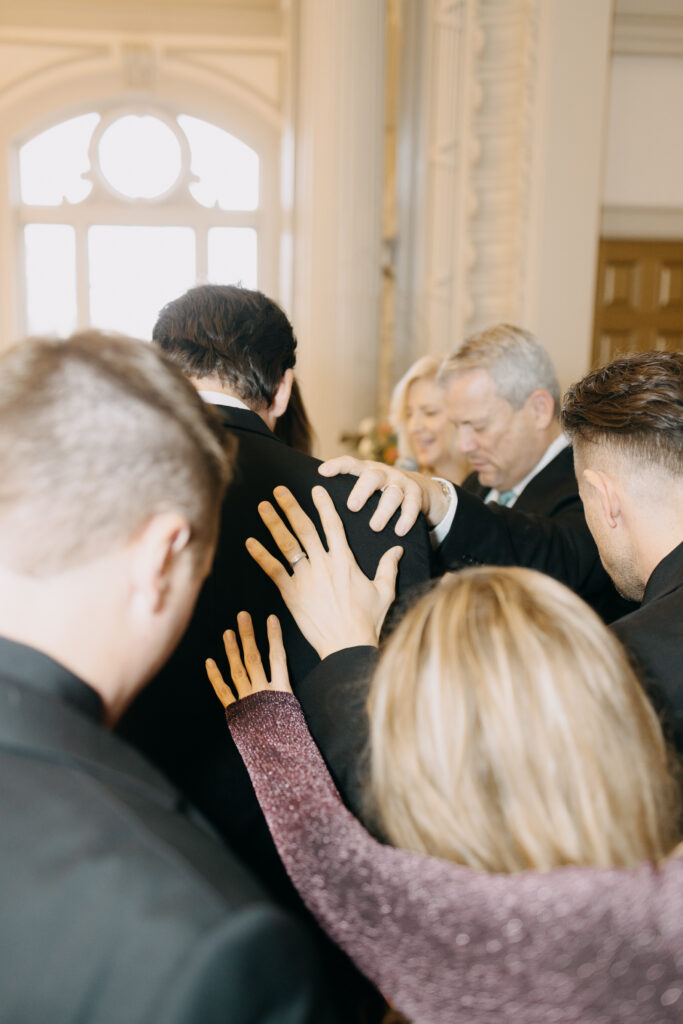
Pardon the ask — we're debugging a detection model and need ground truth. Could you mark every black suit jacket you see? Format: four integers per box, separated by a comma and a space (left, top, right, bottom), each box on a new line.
297, 546, 683, 808
461, 446, 581, 511
611, 541, 683, 753
119, 406, 430, 1017
0, 637, 338, 1024
446, 447, 636, 622
292, 449, 646, 808
120, 407, 430, 848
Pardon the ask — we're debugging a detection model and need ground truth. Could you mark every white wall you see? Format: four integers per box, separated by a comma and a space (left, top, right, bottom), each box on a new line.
604, 55, 683, 208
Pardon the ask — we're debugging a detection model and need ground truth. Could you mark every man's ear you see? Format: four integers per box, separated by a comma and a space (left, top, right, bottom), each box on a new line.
129, 512, 192, 615
268, 367, 294, 422
526, 389, 556, 430
582, 467, 621, 528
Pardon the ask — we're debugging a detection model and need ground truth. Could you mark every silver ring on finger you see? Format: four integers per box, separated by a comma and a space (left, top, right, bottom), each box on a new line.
289, 550, 308, 569
381, 482, 403, 496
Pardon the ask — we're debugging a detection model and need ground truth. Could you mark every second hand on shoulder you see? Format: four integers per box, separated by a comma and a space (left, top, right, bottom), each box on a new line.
318, 456, 452, 535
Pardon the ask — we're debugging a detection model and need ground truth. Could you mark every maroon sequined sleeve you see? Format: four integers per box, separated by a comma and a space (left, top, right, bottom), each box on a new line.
227, 691, 683, 1024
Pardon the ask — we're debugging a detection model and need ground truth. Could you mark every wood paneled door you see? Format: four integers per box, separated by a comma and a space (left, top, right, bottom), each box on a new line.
592, 239, 683, 366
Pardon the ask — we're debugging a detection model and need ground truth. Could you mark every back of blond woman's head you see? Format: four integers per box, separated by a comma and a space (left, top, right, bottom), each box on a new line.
368, 567, 680, 872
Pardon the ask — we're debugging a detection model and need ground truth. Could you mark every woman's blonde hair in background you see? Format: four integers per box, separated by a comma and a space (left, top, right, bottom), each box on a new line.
368, 566, 681, 872
389, 354, 445, 467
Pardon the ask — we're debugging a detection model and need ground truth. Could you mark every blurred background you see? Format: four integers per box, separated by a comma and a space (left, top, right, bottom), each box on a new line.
0, 0, 681, 455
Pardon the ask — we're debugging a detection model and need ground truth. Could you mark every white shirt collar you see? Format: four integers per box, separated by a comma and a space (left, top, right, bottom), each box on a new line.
485, 433, 570, 506
197, 391, 250, 411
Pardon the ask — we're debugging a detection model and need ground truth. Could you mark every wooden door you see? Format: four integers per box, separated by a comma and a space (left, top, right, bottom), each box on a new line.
591, 239, 683, 365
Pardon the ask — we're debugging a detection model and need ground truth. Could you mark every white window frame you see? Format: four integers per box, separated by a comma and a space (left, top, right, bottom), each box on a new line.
13, 100, 274, 337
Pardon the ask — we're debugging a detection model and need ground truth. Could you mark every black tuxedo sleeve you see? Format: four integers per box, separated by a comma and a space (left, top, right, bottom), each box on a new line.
437, 487, 609, 607
157, 906, 342, 1024
297, 646, 380, 823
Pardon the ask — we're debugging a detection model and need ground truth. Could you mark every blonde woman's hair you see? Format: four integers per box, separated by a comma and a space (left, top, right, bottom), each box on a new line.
389, 355, 445, 467
368, 567, 681, 872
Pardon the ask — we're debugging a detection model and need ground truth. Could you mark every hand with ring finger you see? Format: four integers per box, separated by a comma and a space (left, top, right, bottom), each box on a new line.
245, 484, 403, 660
206, 611, 292, 708
289, 549, 308, 570
317, 456, 450, 534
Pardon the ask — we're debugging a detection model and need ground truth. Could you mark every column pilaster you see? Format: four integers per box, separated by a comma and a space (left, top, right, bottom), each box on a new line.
290, 0, 386, 456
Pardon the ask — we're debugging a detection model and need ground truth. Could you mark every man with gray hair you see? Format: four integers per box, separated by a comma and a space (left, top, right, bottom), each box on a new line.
438, 324, 571, 510
322, 323, 630, 622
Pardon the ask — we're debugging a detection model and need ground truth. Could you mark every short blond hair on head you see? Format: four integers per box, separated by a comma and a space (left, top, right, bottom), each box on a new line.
367, 566, 680, 872
0, 331, 233, 577
438, 323, 561, 413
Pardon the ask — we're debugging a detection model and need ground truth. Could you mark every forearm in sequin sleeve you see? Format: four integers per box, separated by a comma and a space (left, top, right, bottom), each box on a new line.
226, 691, 683, 1024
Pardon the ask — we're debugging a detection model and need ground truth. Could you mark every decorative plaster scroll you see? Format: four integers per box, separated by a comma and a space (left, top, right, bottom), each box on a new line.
414, 0, 541, 359
420, 0, 481, 355
121, 43, 157, 89
465, 0, 540, 333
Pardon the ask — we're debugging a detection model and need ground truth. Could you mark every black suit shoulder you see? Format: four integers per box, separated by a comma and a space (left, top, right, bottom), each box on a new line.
441, 448, 634, 621
119, 407, 416, 1018
610, 543, 683, 753
218, 406, 431, 606
0, 669, 338, 1024
121, 408, 430, 778
462, 446, 579, 516
297, 645, 381, 822
513, 446, 582, 516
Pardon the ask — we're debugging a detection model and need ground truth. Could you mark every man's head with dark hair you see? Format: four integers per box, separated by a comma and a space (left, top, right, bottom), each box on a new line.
153, 285, 297, 413
562, 351, 683, 601
562, 350, 683, 476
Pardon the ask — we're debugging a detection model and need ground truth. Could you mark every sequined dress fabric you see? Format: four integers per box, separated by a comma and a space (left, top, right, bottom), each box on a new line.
226, 691, 683, 1024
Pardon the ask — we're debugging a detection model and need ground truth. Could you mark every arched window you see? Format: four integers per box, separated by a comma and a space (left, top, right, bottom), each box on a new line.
16, 107, 262, 339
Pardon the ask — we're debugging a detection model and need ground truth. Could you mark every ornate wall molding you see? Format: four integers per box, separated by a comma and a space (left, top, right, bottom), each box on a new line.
417, 0, 481, 357
398, 0, 541, 367
0, 28, 285, 125
394, 0, 611, 393
613, 12, 683, 56
0, 39, 108, 109
466, 0, 540, 334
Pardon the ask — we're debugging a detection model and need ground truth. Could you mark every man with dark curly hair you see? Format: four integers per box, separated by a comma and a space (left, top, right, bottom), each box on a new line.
562, 351, 682, 744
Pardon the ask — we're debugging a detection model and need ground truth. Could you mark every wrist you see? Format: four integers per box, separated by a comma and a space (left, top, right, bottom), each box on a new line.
424, 477, 451, 527
317, 631, 380, 660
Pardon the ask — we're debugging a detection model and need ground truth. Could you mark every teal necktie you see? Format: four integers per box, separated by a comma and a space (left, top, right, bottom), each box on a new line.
497, 490, 516, 507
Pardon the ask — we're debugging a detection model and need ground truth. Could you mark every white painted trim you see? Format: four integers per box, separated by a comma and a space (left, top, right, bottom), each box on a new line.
0, 4, 285, 39
601, 204, 683, 238
613, 13, 683, 56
